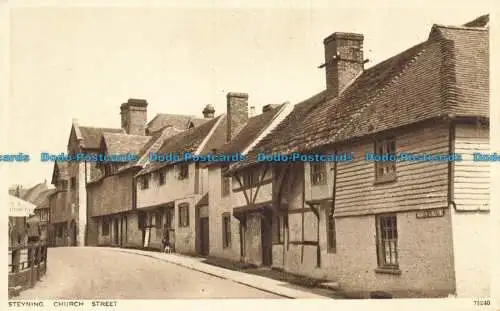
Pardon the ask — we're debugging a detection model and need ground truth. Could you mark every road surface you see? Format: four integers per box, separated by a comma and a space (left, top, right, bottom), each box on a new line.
16, 247, 281, 299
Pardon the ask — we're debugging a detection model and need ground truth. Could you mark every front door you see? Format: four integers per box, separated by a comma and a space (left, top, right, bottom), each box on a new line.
261, 210, 273, 266
200, 217, 209, 256
114, 219, 119, 245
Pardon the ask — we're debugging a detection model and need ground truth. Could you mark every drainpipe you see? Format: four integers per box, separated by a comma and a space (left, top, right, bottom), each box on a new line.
84, 161, 88, 246
447, 114, 456, 210
330, 149, 338, 252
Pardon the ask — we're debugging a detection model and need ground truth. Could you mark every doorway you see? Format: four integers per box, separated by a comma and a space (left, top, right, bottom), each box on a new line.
199, 217, 209, 256
261, 210, 273, 266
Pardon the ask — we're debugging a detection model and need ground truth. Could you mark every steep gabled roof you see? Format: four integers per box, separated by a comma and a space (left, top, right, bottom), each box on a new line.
50, 161, 69, 184
117, 125, 185, 173
146, 113, 209, 134
231, 15, 489, 172
137, 115, 225, 176
462, 14, 489, 27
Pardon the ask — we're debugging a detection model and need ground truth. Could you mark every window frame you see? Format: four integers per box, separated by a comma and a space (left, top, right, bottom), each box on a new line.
327, 213, 337, 253
221, 165, 231, 196
376, 213, 399, 269
178, 203, 190, 228
102, 218, 110, 236
178, 163, 189, 180
374, 137, 397, 183
159, 169, 166, 186
222, 213, 232, 248
272, 215, 284, 244
70, 176, 76, 190
310, 162, 327, 186
141, 174, 150, 189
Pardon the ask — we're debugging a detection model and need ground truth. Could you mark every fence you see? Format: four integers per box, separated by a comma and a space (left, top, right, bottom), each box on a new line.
8, 242, 47, 298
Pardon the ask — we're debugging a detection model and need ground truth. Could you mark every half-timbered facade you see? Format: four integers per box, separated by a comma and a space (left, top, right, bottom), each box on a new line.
206, 101, 292, 262
228, 15, 490, 298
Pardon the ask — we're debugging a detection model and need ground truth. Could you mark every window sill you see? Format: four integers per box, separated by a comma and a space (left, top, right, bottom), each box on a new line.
375, 267, 401, 275
374, 174, 397, 185
311, 182, 328, 187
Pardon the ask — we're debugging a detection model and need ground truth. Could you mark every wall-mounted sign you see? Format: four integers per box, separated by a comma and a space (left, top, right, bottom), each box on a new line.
416, 208, 445, 219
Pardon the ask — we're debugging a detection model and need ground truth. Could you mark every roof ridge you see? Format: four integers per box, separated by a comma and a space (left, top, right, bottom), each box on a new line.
79, 125, 123, 130
433, 24, 488, 31
241, 103, 291, 156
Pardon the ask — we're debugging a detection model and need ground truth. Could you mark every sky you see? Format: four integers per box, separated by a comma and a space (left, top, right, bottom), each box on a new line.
4, 1, 494, 187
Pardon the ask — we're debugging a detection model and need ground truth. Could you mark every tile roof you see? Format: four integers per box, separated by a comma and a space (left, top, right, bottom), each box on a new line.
101, 133, 152, 156
137, 115, 225, 176
51, 161, 69, 184
146, 113, 209, 134
21, 182, 52, 204
33, 189, 57, 209
231, 16, 489, 172
79, 126, 125, 149
462, 14, 489, 27
117, 126, 185, 173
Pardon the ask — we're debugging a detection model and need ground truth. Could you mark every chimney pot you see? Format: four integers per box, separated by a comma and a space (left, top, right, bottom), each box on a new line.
323, 32, 364, 96
262, 104, 280, 113
226, 92, 249, 142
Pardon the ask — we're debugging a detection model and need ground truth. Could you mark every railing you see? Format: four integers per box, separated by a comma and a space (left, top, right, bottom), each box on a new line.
8, 242, 47, 298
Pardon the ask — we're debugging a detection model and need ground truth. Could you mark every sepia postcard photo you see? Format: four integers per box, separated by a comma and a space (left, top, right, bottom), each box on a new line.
3, 0, 498, 310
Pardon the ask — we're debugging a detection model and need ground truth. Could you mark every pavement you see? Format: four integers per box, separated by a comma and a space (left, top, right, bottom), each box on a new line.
15, 247, 279, 299
111, 247, 332, 299
14, 247, 333, 299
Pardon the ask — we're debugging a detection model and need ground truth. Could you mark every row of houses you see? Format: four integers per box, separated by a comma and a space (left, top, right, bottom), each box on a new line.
48, 14, 490, 298
9, 182, 55, 245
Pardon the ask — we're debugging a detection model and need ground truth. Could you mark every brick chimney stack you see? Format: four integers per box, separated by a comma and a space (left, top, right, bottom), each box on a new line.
226, 92, 249, 142
202, 104, 215, 119
323, 32, 364, 96
120, 98, 148, 136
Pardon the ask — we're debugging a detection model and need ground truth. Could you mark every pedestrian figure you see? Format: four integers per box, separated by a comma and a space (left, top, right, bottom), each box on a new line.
162, 225, 171, 253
